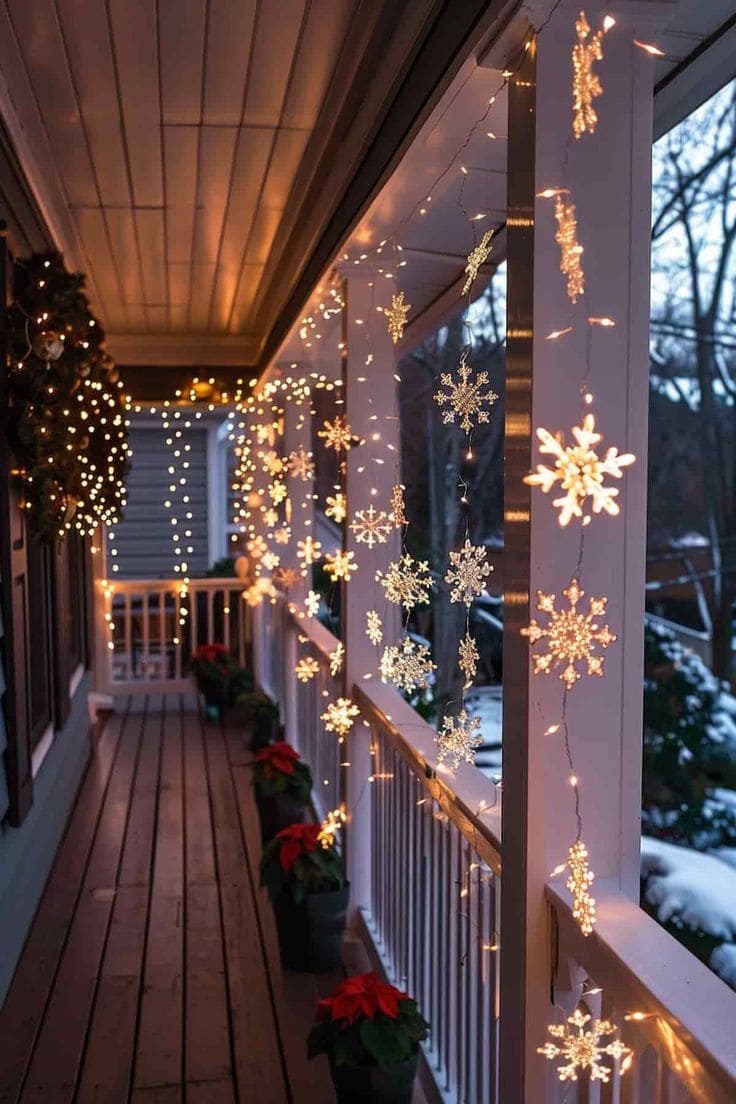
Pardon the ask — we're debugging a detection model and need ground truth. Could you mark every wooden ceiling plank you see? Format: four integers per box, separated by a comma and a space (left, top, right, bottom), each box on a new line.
228, 262, 263, 334
192, 127, 238, 264
215, 127, 273, 274
73, 206, 127, 325
105, 207, 144, 305
259, 128, 310, 211
168, 303, 190, 332
281, 0, 355, 130
168, 263, 191, 308
134, 208, 167, 310
108, 0, 163, 207
189, 262, 218, 333
158, 0, 207, 125
241, 0, 307, 129
243, 206, 281, 267
208, 263, 244, 332
55, 0, 129, 208
202, 0, 258, 126
163, 125, 197, 264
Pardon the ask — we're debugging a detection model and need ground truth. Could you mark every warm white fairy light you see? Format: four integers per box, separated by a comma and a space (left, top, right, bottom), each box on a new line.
385, 291, 411, 344
325, 492, 348, 523
318, 415, 355, 453
329, 641, 345, 677
366, 610, 383, 645
554, 194, 585, 302
572, 11, 614, 139
389, 484, 406, 527
565, 839, 597, 935
321, 697, 360, 738
297, 536, 322, 567
295, 656, 320, 682
304, 589, 321, 617
324, 549, 358, 582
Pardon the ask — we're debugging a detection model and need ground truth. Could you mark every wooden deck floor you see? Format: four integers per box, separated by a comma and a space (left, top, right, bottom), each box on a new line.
0, 696, 339, 1104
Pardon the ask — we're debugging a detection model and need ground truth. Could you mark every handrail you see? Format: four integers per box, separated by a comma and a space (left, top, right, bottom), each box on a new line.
106, 577, 244, 591
353, 678, 502, 875
548, 882, 736, 1103
286, 607, 340, 661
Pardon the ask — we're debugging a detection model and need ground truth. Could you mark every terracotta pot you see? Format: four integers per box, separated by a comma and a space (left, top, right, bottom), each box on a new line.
272, 884, 349, 973
329, 1054, 418, 1104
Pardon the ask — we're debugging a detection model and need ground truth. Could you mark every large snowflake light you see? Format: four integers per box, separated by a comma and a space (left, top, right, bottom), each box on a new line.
322, 697, 360, 738
350, 505, 392, 548
377, 553, 433, 610
445, 540, 491, 606
462, 230, 493, 295
538, 1007, 631, 1083
434, 351, 498, 434
324, 549, 358, 582
386, 291, 411, 344
287, 447, 315, 481
268, 479, 287, 505
435, 709, 483, 770
522, 579, 616, 690
380, 636, 436, 693
524, 413, 635, 527
318, 415, 355, 453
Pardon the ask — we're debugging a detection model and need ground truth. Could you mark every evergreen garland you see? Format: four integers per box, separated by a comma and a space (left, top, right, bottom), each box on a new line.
6, 253, 130, 540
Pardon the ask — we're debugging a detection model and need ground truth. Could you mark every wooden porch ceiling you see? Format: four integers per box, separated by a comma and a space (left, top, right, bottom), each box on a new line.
0, 697, 341, 1103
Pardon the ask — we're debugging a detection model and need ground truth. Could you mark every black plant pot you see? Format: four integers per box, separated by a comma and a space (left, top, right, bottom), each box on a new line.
329, 1055, 418, 1104
198, 676, 230, 713
272, 884, 349, 973
252, 710, 280, 750
255, 788, 307, 843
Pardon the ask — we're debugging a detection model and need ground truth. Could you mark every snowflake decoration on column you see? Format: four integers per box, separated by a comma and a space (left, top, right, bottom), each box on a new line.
295, 656, 320, 682
390, 484, 406, 527
329, 641, 345, 677
380, 636, 436, 693
324, 549, 358, 582
325, 492, 347, 523
458, 633, 479, 689
445, 540, 492, 606
554, 195, 585, 303
274, 525, 291, 545
268, 479, 288, 505
377, 553, 434, 610
435, 709, 483, 770
524, 413, 635, 527
248, 534, 267, 559
262, 550, 281, 571
274, 566, 301, 592
263, 507, 279, 529
385, 291, 411, 344
566, 839, 596, 935
304, 589, 321, 618
572, 11, 614, 139
287, 447, 315, 481
366, 610, 383, 645
522, 579, 616, 690
434, 350, 498, 434
350, 505, 392, 548
538, 1007, 631, 1083
462, 230, 493, 295
318, 415, 355, 453
297, 536, 322, 566
262, 450, 284, 476
321, 697, 360, 738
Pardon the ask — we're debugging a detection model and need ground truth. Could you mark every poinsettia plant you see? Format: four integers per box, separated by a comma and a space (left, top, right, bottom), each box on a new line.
189, 643, 253, 701
252, 742, 313, 803
260, 822, 345, 903
308, 973, 429, 1072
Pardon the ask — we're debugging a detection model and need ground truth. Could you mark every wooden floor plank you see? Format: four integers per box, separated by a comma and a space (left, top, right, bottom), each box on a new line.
203, 716, 289, 1104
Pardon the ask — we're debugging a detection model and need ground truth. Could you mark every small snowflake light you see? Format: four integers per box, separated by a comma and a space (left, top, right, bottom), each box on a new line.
434, 350, 498, 434
385, 291, 411, 344
295, 656, 320, 682
377, 553, 434, 610
554, 195, 585, 303
462, 230, 493, 295
261, 449, 284, 477
524, 413, 635, 527
445, 540, 491, 606
287, 447, 315, 481
566, 839, 597, 936
247, 534, 267, 559
268, 479, 288, 505
297, 536, 322, 566
318, 415, 355, 453
539, 1007, 631, 1083
262, 550, 281, 571
318, 807, 346, 848
380, 636, 436, 693
325, 492, 347, 523
273, 565, 301, 592
322, 697, 360, 738
366, 610, 383, 645
350, 505, 392, 548
304, 589, 321, 618
390, 484, 406, 528
458, 632, 479, 689
263, 507, 279, 529
329, 641, 345, 677
274, 525, 291, 546
435, 709, 483, 770
324, 549, 358, 582
572, 11, 614, 140
522, 579, 616, 690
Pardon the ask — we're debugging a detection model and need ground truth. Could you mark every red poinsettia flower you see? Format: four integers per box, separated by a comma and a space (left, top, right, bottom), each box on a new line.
276, 822, 322, 871
193, 642, 230, 665
317, 972, 408, 1024
254, 741, 300, 776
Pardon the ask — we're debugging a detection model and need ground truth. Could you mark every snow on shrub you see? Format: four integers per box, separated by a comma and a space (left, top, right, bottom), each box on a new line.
641, 837, 736, 942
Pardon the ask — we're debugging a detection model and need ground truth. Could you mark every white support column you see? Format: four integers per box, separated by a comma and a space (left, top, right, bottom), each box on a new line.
343, 269, 403, 913
500, 4, 670, 1099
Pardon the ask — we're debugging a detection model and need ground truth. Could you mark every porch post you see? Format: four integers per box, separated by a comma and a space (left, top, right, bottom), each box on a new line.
500, 4, 664, 1098
342, 268, 403, 913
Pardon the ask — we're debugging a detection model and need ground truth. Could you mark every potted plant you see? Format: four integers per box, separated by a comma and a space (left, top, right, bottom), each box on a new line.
190, 643, 253, 716
308, 972, 429, 1103
236, 690, 281, 748
252, 742, 312, 841
260, 819, 348, 972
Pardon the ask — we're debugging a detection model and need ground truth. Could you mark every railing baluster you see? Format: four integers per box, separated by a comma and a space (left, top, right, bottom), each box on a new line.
142, 591, 150, 678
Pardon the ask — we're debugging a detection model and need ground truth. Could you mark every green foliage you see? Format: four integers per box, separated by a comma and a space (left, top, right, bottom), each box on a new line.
259, 826, 345, 903
308, 997, 428, 1072
253, 757, 313, 804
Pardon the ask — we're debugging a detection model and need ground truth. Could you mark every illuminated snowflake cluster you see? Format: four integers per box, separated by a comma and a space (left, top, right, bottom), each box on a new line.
350, 505, 392, 548
287, 447, 315, 481
273, 566, 300, 592
385, 291, 411, 344
325, 492, 347, 523
304, 589, 321, 618
458, 633, 479, 689
524, 413, 635, 527
435, 709, 483, 770
297, 536, 322, 566
295, 656, 320, 683
379, 636, 436, 693
572, 11, 611, 140
261, 449, 284, 476
445, 540, 491, 606
390, 484, 406, 527
554, 195, 585, 303
366, 610, 383, 645
462, 230, 493, 295
329, 641, 345, 677
268, 479, 288, 505
247, 534, 267, 559
538, 1008, 631, 1083
522, 579, 616, 690
318, 415, 355, 453
324, 549, 358, 582
566, 839, 596, 936
434, 351, 498, 434
262, 550, 281, 571
274, 525, 291, 545
263, 507, 279, 529
377, 553, 433, 610
321, 697, 360, 738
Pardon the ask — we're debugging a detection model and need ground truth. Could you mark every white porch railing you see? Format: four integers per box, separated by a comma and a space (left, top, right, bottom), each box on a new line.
95, 577, 248, 695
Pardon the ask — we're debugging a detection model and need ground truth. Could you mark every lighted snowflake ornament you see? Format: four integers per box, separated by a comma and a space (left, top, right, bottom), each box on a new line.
566, 839, 597, 936
350, 505, 392, 548
524, 413, 635, 527
247, 534, 267, 559
325, 492, 347, 523
321, 697, 360, 738
274, 525, 292, 545
324, 549, 358, 582
287, 447, 315, 481
554, 195, 585, 303
268, 480, 288, 505
385, 291, 411, 344
329, 641, 345, 677
295, 656, 320, 683
377, 553, 434, 610
297, 536, 322, 566
538, 1007, 631, 1083
445, 540, 491, 606
380, 636, 436, 693
435, 709, 483, 770
390, 484, 406, 527
572, 11, 613, 140
366, 610, 383, 645
434, 350, 498, 434
522, 579, 616, 690
263, 507, 279, 529
318, 415, 355, 453
458, 633, 479, 689
462, 230, 493, 295
304, 589, 321, 618
262, 550, 281, 571
273, 566, 300, 592
261, 449, 284, 476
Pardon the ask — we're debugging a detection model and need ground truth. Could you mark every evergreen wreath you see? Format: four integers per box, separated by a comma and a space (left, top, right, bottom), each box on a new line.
5, 253, 130, 540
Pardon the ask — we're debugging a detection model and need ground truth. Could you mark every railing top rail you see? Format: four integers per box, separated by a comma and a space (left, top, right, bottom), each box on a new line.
287, 607, 340, 662
354, 678, 502, 874
105, 577, 246, 591
548, 882, 736, 1104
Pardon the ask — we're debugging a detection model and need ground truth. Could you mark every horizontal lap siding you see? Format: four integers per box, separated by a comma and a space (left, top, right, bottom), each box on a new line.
113, 425, 209, 578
